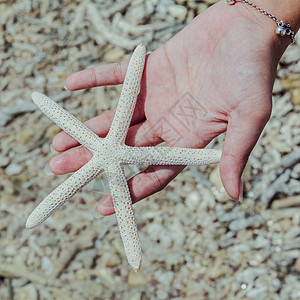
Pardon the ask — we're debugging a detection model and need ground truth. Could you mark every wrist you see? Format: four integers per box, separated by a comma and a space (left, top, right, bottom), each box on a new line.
225, 0, 299, 60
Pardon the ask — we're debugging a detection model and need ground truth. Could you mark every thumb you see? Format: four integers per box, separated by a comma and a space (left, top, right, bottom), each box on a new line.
220, 106, 271, 199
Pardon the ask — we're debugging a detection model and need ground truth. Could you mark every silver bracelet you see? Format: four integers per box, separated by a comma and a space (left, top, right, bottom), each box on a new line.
226, 0, 295, 44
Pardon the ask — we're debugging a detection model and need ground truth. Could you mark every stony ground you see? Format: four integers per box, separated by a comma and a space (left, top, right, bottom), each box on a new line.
1, 0, 300, 299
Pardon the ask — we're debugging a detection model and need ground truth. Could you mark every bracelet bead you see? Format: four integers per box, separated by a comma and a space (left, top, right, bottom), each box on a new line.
226, 0, 295, 44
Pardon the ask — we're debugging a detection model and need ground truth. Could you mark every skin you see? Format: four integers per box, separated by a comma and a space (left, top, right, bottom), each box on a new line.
49, 0, 299, 215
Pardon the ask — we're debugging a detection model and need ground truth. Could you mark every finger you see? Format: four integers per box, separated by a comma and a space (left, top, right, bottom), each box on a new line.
52, 108, 116, 152
97, 165, 185, 216
125, 120, 163, 146
220, 107, 271, 200
52, 98, 148, 152
49, 146, 93, 175
50, 120, 160, 175
65, 61, 129, 91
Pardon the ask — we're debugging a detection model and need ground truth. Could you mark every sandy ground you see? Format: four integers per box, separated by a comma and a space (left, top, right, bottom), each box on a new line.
0, 1, 300, 299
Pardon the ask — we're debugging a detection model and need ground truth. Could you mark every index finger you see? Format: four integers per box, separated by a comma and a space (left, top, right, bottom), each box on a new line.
65, 60, 129, 91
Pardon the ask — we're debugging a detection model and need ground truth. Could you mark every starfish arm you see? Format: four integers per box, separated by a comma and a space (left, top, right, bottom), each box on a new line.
106, 44, 146, 144
106, 164, 142, 272
119, 146, 222, 165
31, 92, 103, 153
26, 157, 103, 229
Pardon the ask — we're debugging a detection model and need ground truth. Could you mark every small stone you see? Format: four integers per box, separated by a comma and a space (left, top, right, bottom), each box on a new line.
208, 264, 229, 279
45, 124, 61, 138
83, 281, 104, 299
168, 4, 187, 20
16, 128, 35, 144
0, 155, 10, 167
246, 286, 268, 299
103, 47, 125, 62
291, 88, 300, 105
16, 284, 38, 300
128, 271, 147, 287
281, 74, 300, 89
210, 166, 231, 202
41, 256, 54, 275
281, 45, 300, 64
293, 256, 300, 272
186, 191, 201, 210
271, 194, 300, 209
5, 163, 23, 175
272, 79, 283, 94
76, 249, 98, 268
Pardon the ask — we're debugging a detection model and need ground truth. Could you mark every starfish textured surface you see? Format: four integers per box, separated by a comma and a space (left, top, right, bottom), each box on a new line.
26, 44, 222, 271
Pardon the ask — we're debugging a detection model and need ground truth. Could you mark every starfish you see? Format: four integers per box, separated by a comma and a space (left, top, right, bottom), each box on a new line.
26, 44, 222, 271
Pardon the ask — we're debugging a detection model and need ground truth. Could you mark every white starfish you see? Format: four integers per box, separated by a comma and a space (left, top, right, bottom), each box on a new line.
26, 44, 222, 271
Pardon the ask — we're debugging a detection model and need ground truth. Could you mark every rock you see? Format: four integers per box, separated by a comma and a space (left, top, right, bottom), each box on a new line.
16, 284, 38, 300
103, 251, 121, 267
103, 47, 125, 62
83, 281, 104, 299
147, 222, 172, 248
154, 270, 174, 285
229, 215, 264, 231
45, 124, 61, 138
208, 264, 229, 279
272, 79, 283, 94
5, 163, 23, 175
246, 286, 268, 299
41, 256, 54, 275
293, 256, 300, 272
0, 155, 10, 167
128, 270, 147, 287
281, 74, 300, 89
168, 4, 187, 20
186, 190, 201, 210
76, 249, 98, 269
281, 45, 300, 64
16, 128, 35, 144
271, 194, 300, 209
291, 88, 300, 105
210, 166, 231, 202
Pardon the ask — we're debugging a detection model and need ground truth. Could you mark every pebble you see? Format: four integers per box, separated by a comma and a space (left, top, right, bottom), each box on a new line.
271, 194, 300, 209
41, 256, 54, 275
293, 256, 300, 272
185, 190, 201, 210
1, 1, 299, 299
291, 88, 300, 105
0, 155, 10, 167
127, 271, 147, 287
210, 166, 231, 202
103, 47, 125, 62
168, 4, 187, 20
5, 163, 23, 175
281, 45, 300, 64
45, 124, 61, 138
16, 284, 38, 300
229, 215, 264, 231
246, 286, 268, 299
76, 249, 98, 268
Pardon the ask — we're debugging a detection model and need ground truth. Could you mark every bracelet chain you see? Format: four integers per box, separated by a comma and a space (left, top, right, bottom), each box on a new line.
226, 0, 295, 44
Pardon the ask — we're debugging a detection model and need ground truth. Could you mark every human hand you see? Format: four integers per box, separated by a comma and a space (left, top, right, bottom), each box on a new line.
49, 1, 287, 215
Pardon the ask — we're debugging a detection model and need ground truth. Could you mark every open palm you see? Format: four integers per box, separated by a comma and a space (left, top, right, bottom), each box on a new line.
50, 1, 284, 215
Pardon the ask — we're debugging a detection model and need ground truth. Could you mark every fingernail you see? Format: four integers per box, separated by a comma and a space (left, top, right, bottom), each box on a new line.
44, 164, 54, 176
50, 144, 58, 154
101, 195, 112, 208
93, 205, 104, 219
239, 179, 243, 202
64, 83, 69, 90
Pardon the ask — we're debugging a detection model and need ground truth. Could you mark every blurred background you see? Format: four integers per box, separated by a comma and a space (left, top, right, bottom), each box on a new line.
0, 0, 299, 299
